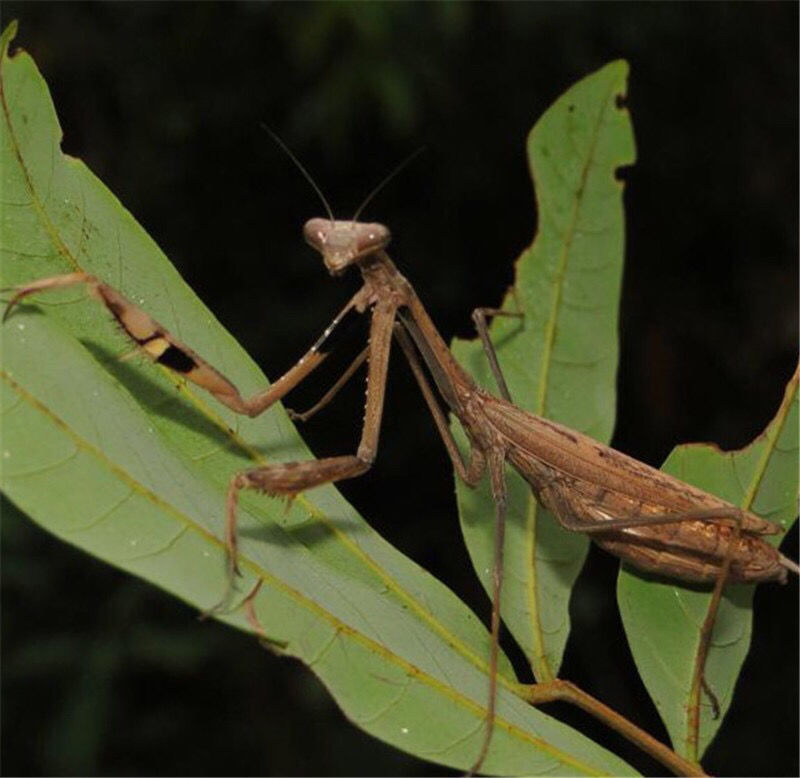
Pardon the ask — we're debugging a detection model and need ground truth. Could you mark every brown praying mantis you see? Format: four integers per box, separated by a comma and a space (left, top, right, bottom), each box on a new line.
4, 184, 798, 774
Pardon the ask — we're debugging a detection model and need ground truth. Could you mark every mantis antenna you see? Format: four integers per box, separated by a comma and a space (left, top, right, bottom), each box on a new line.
261, 123, 424, 226
351, 146, 426, 222
260, 123, 335, 223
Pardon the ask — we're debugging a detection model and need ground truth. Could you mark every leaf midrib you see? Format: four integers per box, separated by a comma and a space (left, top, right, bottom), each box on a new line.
526, 71, 621, 682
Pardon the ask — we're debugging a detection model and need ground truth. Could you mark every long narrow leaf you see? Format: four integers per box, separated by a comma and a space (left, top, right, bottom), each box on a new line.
450, 50, 796, 769
618, 365, 798, 759
0, 22, 635, 775
452, 60, 635, 681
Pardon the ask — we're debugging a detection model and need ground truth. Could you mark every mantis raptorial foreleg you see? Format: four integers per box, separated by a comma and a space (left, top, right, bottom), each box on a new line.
3, 272, 367, 418
223, 300, 397, 578
3, 272, 397, 586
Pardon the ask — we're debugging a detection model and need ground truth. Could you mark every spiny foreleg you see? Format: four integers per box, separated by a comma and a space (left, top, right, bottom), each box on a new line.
3, 271, 368, 417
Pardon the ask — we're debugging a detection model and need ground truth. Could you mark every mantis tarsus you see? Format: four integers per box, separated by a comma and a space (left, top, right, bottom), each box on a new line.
4, 201, 797, 774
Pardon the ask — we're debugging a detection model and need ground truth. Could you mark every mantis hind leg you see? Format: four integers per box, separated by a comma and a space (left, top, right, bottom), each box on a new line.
541, 482, 747, 733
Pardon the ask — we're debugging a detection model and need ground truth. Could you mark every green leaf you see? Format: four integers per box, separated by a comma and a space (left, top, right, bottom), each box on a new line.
445, 49, 796, 767
452, 60, 636, 681
618, 366, 798, 760
0, 22, 635, 775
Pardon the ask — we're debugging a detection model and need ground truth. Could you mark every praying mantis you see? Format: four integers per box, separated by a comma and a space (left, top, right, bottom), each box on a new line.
4, 208, 797, 776
1, 30, 796, 774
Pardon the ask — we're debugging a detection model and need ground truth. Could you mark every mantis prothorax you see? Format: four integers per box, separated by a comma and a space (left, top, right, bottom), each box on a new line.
4, 212, 797, 775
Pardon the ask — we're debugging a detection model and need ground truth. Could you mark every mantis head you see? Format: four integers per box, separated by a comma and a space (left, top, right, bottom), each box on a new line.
304, 219, 392, 274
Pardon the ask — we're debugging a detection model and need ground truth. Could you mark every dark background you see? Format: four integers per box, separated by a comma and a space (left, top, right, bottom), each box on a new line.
1, 3, 797, 776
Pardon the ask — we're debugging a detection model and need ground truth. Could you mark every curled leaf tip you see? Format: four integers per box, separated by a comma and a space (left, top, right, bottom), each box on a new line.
1, 20, 19, 59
